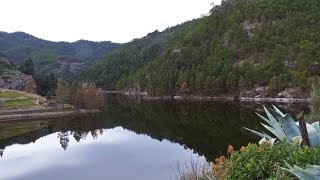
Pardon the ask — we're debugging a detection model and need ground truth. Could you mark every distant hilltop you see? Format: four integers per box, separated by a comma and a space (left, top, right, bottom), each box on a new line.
0, 31, 119, 65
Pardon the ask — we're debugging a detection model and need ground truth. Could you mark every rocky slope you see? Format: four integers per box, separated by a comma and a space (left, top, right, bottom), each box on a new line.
0, 59, 27, 91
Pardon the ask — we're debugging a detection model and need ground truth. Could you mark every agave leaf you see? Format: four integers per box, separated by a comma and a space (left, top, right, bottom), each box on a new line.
262, 132, 273, 140
256, 112, 272, 124
306, 124, 320, 148
311, 122, 320, 133
205, 175, 214, 180
260, 123, 286, 141
292, 136, 302, 146
244, 127, 268, 139
276, 167, 281, 179
272, 105, 286, 117
259, 137, 267, 146
263, 106, 281, 126
256, 112, 285, 137
281, 161, 320, 180
263, 106, 288, 137
259, 107, 283, 130
284, 161, 293, 169
305, 165, 320, 176
278, 114, 301, 138
305, 166, 320, 176
269, 138, 277, 147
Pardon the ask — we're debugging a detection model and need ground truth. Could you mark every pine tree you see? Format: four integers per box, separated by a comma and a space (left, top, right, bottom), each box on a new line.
20, 58, 34, 75
56, 79, 69, 105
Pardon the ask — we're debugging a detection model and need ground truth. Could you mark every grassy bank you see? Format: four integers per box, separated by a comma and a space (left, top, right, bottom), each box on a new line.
0, 89, 44, 109
0, 91, 25, 98
1, 98, 37, 108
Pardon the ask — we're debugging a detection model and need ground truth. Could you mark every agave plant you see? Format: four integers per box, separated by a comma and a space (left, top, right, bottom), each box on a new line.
280, 161, 320, 180
245, 105, 320, 148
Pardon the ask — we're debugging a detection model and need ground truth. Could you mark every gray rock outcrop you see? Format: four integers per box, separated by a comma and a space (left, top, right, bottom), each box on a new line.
0, 71, 28, 91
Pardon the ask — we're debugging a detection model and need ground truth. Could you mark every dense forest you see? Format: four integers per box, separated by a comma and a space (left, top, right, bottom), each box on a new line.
82, 0, 320, 97
0, 32, 118, 95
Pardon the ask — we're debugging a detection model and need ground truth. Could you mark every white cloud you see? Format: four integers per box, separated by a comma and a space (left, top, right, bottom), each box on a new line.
0, 0, 221, 43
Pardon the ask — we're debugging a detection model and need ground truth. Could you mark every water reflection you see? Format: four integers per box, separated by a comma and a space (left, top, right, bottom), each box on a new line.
0, 127, 204, 180
0, 96, 309, 160
0, 115, 106, 155
0, 95, 309, 179
105, 96, 263, 160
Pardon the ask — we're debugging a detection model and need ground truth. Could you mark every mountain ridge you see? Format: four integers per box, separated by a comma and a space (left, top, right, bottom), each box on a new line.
82, 0, 320, 98
0, 31, 120, 66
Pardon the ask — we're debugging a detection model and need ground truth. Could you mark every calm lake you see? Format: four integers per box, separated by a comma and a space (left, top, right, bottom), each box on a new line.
0, 95, 309, 180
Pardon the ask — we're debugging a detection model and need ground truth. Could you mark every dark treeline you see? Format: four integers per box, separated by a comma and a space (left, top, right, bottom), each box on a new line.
18, 58, 105, 110
82, 0, 320, 96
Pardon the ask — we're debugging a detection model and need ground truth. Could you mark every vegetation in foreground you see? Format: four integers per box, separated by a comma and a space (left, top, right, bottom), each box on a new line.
183, 104, 320, 180
179, 82, 320, 180
212, 143, 320, 179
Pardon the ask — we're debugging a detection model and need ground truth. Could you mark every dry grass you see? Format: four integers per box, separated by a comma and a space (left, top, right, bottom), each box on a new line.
0, 90, 25, 98
175, 159, 215, 180
0, 88, 45, 109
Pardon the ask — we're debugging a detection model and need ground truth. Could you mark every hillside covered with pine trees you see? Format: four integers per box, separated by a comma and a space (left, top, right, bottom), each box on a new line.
82, 0, 320, 98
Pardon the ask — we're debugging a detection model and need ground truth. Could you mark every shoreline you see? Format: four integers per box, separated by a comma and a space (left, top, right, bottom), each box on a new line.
105, 91, 309, 103
0, 108, 99, 122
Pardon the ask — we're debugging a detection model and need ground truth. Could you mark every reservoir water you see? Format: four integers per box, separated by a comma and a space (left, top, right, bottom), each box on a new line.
0, 95, 308, 179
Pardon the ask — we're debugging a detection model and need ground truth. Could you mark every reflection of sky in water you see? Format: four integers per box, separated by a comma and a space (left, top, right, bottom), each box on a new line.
0, 127, 206, 180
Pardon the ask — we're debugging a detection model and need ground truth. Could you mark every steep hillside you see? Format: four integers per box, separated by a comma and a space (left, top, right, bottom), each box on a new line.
83, 0, 320, 98
0, 58, 28, 91
0, 32, 119, 66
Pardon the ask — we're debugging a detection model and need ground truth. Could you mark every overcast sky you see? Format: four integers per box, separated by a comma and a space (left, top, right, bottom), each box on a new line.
0, 0, 221, 43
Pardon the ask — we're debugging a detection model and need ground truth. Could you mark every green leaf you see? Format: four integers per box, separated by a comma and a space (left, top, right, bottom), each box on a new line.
281, 161, 320, 180
311, 122, 320, 133
244, 127, 272, 139
278, 114, 301, 138
305, 165, 320, 176
306, 124, 320, 148
272, 105, 285, 117
260, 123, 286, 141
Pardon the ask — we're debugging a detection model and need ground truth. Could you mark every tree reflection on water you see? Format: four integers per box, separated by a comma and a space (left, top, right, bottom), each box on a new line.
0, 95, 309, 160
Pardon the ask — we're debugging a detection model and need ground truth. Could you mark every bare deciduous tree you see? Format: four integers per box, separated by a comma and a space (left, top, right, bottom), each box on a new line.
25, 75, 37, 93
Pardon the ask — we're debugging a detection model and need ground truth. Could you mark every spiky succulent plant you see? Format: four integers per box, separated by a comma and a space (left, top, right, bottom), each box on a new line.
280, 161, 320, 180
245, 105, 320, 148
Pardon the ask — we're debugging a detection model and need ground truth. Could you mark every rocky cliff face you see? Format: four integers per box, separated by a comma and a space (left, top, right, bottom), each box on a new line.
0, 59, 27, 91
40, 59, 87, 75
0, 71, 28, 91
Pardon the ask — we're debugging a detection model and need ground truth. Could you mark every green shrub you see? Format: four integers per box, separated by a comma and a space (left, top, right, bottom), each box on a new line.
227, 142, 320, 179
